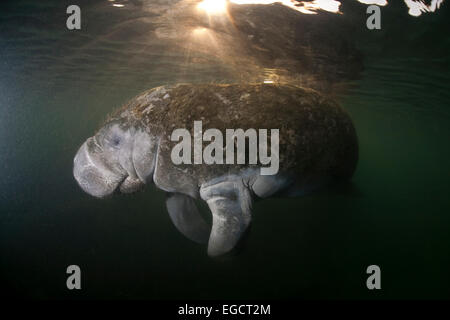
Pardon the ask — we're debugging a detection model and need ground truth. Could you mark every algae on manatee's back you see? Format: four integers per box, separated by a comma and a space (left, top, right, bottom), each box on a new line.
110, 83, 358, 183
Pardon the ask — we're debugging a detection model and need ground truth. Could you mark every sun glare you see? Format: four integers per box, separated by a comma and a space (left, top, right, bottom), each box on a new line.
192, 27, 208, 36
197, 0, 228, 15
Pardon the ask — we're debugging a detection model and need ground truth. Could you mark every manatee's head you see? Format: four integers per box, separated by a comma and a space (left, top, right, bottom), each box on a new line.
73, 118, 158, 198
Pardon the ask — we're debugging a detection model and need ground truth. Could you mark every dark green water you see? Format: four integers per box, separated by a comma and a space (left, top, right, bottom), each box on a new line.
1, 1, 449, 299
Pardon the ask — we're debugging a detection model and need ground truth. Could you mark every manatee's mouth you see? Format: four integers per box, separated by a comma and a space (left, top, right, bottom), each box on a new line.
73, 139, 144, 198
118, 175, 145, 194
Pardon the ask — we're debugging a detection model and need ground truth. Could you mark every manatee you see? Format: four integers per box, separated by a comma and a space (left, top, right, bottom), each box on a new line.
73, 83, 358, 256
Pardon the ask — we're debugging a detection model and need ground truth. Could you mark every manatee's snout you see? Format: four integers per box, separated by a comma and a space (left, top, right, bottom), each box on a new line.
73, 138, 127, 198
74, 121, 157, 198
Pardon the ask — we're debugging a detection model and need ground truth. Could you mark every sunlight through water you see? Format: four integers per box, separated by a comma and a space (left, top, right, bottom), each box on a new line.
195, 0, 445, 16
198, 0, 228, 14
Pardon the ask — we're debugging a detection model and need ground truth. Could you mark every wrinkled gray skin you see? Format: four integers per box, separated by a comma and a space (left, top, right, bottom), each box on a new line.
74, 83, 358, 257
74, 123, 157, 198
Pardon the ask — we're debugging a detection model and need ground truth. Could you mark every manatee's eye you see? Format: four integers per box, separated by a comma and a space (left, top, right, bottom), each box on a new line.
103, 133, 121, 149
111, 135, 121, 146
96, 122, 124, 150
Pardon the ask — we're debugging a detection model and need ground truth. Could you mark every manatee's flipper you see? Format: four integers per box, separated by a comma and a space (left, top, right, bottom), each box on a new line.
252, 174, 293, 198
166, 193, 210, 244
200, 180, 253, 257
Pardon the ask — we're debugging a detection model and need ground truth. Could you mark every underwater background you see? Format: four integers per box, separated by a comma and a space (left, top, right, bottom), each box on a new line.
0, 0, 449, 299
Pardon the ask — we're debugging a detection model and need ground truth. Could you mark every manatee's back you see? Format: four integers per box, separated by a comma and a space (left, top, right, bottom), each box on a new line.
160, 83, 358, 180
117, 83, 358, 183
